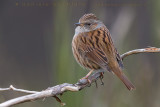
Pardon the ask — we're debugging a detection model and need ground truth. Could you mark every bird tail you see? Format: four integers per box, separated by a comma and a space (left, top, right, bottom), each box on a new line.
112, 67, 136, 91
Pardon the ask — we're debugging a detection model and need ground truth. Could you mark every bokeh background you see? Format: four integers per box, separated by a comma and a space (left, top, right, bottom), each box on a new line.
0, 0, 160, 107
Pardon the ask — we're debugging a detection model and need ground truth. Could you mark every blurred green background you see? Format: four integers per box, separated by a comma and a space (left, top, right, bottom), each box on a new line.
0, 0, 160, 107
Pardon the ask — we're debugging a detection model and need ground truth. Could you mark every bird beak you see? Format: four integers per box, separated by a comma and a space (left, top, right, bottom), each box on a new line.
75, 22, 81, 26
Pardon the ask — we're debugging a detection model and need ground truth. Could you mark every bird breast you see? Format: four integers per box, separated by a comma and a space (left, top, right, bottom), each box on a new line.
72, 31, 101, 70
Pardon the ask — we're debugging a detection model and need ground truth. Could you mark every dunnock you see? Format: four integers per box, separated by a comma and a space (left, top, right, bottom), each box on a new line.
72, 13, 135, 90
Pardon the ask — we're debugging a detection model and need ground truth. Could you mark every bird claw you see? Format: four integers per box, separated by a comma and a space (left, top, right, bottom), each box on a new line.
100, 80, 104, 86
100, 72, 104, 85
95, 80, 98, 88
79, 76, 92, 86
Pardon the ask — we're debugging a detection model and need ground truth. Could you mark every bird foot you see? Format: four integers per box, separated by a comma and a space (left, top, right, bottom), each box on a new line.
79, 70, 94, 85
79, 75, 92, 85
99, 72, 104, 85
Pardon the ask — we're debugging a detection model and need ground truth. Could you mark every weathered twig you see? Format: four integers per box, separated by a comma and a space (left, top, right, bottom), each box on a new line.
121, 47, 160, 60
0, 72, 101, 107
0, 85, 39, 94
0, 47, 159, 107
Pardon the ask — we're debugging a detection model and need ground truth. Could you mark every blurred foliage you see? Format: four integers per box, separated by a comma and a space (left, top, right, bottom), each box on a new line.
0, 0, 160, 107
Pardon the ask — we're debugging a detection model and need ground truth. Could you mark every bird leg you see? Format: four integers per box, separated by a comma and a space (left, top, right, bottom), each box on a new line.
95, 80, 98, 88
85, 69, 94, 78
80, 69, 94, 84
100, 72, 104, 85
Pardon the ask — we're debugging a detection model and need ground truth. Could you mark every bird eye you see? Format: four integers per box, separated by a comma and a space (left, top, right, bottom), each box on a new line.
86, 23, 91, 26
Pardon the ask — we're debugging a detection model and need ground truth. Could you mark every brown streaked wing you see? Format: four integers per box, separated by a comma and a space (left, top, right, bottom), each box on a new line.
77, 32, 111, 72
102, 27, 124, 69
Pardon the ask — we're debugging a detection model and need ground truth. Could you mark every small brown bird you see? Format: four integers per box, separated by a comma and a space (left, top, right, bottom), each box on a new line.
72, 13, 135, 90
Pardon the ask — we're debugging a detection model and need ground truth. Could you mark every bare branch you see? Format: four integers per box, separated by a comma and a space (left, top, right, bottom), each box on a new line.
0, 85, 39, 94
121, 47, 160, 60
0, 71, 101, 107
0, 47, 159, 107
0, 88, 10, 91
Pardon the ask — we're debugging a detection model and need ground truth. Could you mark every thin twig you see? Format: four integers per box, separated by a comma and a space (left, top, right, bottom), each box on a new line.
121, 47, 160, 60
0, 47, 159, 107
0, 88, 10, 91
0, 85, 39, 94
